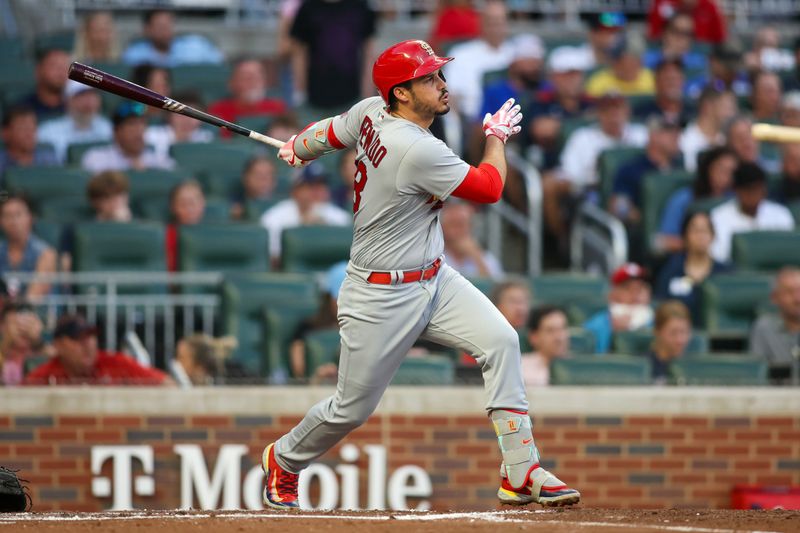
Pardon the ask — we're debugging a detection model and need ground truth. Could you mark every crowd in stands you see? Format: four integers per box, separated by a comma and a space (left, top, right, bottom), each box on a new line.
1, 1, 800, 386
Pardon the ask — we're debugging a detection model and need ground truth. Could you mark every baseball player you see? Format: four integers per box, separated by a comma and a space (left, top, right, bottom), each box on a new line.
262, 40, 580, 509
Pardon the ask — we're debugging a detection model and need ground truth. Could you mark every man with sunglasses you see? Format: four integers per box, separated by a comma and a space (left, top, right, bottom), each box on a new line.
261, 39, 580, 510
81, 101, 174, 174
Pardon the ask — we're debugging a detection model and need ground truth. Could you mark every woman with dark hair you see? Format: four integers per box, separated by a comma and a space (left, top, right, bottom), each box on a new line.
654, 211, 730, 325
656, 146, 737, 253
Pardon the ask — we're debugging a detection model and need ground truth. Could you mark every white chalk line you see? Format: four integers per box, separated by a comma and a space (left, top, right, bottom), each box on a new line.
0, 510, 782, 533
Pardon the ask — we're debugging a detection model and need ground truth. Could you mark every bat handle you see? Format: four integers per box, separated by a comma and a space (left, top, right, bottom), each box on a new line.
248, 131, 285, 149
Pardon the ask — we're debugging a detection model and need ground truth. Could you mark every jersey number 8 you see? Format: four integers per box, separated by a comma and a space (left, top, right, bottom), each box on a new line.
353, 160, 368, 214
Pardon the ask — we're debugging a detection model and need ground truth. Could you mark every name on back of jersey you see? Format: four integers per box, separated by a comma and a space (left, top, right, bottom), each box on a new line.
358, 116, 387, 169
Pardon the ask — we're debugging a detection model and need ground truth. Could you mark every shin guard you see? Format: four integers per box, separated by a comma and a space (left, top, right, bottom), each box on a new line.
490, 409, 540, 490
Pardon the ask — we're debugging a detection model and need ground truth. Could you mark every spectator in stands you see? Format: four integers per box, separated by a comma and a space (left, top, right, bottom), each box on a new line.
0, 105, 57, 177
750, 70, 783, 123
744, 26, 795, 74
230, 156, 279, 220
490, 277, 531, 330
688, 43, 750, 98
726, 115, 780, 174
750, 267, 800, 370
657, 146, 737, 253
778, 143, 800, 203
643, 12, 706, 78
679, 88, 736, 172
15, 48, 70, 122
584, 263, 653, 354
710, 161, 795, 262
577, 12, 627, 69
87, 171, 132, 222
781, 92, 800, 128
787, 37, 800, 90
655, 211, 729, 325
428, 0, 480, 54
264, 113, 300, 146
526, 46, 593, 171
0, 194, 57, 300
0, 302, 49, 386
166, 180, 206, 271
121, 9, 223, 67
144, 91, 213, 159
289, 0, 377, 108
647, 0, 726, 44
171, 333, 237, 387
647, 300, 692, 385
610, 115, 683, 229
82, 101, 175, 173
545, 93, 647, 240
208, 58, 287, 136
632, 58, 689, 125
586, 33, 655, 98
521, 305, 569, 386
444, 0, 514, 120
131, 64, 172, 123
74, 10, 120, 63
260, 163, 350, 265
288, 261, 346, 382
37, 80, 113, 164
24, 313, 172, 385
441, 201, 503, 280
331, 148, 356, 212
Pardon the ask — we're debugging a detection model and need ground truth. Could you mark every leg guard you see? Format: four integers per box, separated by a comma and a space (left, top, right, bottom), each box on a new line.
490, 409, 540, 490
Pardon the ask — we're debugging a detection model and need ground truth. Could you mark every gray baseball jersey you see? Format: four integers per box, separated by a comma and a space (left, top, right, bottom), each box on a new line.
329, 96, 470, 271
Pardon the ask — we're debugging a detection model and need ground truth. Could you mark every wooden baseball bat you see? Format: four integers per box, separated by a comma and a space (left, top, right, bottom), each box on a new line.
67, 61, 284, 149
751, 123, 800, 144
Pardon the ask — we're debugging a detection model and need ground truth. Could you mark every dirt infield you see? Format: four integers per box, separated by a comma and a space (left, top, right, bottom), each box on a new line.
1, 509, 798, 533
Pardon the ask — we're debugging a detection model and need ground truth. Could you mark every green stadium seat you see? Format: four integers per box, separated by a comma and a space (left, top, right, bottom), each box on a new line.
244, 198, 280, 221
531, 274, 608, 325
569, 328, 596, 356
731, 231, 800, 272
0, 61, 35, 92
700, 274, 773, 335
127, 168, 187, 205
235, 115, 272, 134
0, 37, 25, 62
169, 142, 255, 192
613, 330, 709, 356
670, 355, 769, 386
597, 147, 646, 207
281, 225, 352, 273
36, 196, 94, 223
221, 272, 318, 379
178, 223, 269, 273
67, 141, 112, 166
517, 326, 531, 352
789, 201, 800, 225
32, 220, 63, 249
642, 170, 694, 254
686, 196, 727, 215
4, 167, 91, 208
34, 32, 75, 53
550, 355, 652, 385
466, 277, 494, 297
391, 355, 455, 385
135, 196, 230, 223
304, 328, 341, 378
171, 64, 231, 104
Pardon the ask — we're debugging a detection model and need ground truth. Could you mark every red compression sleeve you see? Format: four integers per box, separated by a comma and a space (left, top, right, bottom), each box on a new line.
451, 163, 503, 203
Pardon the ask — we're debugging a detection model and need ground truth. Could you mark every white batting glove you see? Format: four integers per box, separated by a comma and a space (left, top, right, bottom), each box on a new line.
277, 135, 309, 168
482, 98, 523, 144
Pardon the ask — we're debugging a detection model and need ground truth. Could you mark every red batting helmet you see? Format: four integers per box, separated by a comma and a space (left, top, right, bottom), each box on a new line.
372, 40, 453, 103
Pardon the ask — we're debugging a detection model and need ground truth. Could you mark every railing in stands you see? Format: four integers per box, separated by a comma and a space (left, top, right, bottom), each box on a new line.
570, 201, 628, 275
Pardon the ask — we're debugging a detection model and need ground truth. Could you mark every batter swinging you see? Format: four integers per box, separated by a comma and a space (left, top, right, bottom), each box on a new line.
262, 40, 580, 509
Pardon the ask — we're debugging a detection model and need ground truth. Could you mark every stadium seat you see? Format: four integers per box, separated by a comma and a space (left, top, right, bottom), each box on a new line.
32, 220, 63, 249
700, 274, 773, 335
304, 328, 341, 378
178, 223, 269, 274
221, 272, 318, 379
391, 355, 455, 385
597, 147, 646, 207
0, 37, 25, 62
234, 115, 272, 134
67, 141, 112, 166
466, 277, 494, 297
280, 225, 352, 273
686, 196, 727, 215
170, 142, 255, 193
37, 196, 94, 223
517, 326, 531, 352
0, 61, 35, 94
136, 196, 230, 223
789, 201, 800, 225
613, 330, 709, 356
550, 355, 652, 385
670, 355, 769, 386
34, 32, 75, 53
731, 231, 800, 272
72, 221, 166, 271
569, 328, 596, 356
4, 167, 91, 208
171, 64, 231, 104
641, 170, 694, 254
243, 198, 280, 221
127, 168, 187, 206
531, 274, 608, 325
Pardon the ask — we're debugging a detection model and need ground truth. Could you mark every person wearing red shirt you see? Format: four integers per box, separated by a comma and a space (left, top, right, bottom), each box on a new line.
24, 314, 171, 385
208, 58, 286, 138
428, 0, 480, 54
648, 0, 726, 44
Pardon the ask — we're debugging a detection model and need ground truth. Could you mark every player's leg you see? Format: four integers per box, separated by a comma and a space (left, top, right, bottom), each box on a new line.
420, 264, 580, 507
263, 275, 431, 508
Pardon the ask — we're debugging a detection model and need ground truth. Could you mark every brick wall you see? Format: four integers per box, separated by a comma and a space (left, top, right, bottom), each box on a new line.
2, 396, 799, 511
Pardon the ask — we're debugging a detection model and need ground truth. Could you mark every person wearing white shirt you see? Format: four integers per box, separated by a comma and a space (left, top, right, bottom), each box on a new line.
441, 201, 504, 280
37, 80, 112, 163
144, 91, 213, 159
679, 87, 735, 172
710, 161, 795, 262
81, 101, 175, 173
260, 163, 350, 264
443, 0, 514, 121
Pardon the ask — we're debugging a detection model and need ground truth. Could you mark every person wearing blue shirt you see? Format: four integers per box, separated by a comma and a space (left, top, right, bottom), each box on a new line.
642, 13, 707, 92
122, 9, 223, 67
